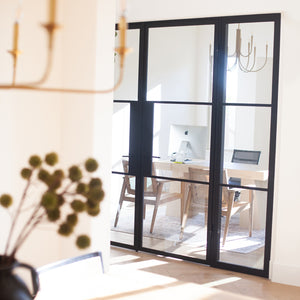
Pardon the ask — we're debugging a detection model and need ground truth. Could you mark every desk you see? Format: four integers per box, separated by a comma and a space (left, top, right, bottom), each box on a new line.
154, 160, 268, 229
154, 160, 268, 182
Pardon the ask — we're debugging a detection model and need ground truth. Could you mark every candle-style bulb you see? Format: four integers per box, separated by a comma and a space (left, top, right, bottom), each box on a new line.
49, 0, 56, 23
119, 16, 127, 49
13, 21, 19, 50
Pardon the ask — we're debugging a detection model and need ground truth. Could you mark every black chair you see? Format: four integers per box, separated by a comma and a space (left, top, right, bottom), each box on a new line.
229, 149, 261, 188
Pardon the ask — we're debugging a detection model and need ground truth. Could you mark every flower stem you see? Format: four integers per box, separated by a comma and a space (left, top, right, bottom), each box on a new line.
4, 177, 32, 257
10, 211, 45, 258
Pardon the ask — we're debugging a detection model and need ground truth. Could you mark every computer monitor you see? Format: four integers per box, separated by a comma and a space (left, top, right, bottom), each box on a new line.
231, 149, 261, 165
168, 124, 208, 160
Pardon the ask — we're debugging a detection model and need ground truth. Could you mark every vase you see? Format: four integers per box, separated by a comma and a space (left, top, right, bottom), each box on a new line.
0, 256, 40, 300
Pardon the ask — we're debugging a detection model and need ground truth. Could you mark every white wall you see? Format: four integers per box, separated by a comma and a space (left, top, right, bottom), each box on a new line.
0, 0, 115, 272
0, 0, 62, 266
58, 0, 115, 272
126, 0, 300, 287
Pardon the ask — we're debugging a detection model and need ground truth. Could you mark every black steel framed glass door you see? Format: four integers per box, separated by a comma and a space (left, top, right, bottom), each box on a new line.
111, 14, 280, 278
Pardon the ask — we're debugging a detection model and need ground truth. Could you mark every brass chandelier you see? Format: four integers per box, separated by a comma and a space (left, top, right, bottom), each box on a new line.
228, 24, 268, 73
0, 0, 130, 94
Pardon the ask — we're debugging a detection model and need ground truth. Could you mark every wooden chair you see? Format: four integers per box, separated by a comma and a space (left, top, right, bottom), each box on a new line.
114, 160, 183, 233
179, 168, 209, 240
180, 167, 253, 245
222, 169, 254, 245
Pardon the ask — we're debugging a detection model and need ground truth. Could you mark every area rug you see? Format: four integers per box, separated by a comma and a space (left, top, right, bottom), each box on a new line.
111, 204, 265, 254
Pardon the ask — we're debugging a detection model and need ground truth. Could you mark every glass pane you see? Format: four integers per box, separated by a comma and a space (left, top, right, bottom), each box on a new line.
142, 177, 208, 260
111, 103, 130, 172
226, 22, 274, 104
219, 188, 267, 270
147, 25, 214, 102
114, 29, 140, 101
222, 106, 270, 188
152, 103, 211, 180
110, 172, 135, 246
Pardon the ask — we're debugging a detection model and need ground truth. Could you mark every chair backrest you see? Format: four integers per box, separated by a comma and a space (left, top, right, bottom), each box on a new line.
37, 252, 103, 299
188, 168, 210, 212
187, 168, 234, 209
122, 159, 158, 195
122, 160, 135, 194
231, 149, 261, 165
189, 167, 210, 182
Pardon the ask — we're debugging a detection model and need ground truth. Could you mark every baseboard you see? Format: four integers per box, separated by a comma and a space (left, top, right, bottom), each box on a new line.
270, 261, 300, 287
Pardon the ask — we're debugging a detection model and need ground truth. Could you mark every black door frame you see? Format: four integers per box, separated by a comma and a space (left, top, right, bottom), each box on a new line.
112, 13, 281, 278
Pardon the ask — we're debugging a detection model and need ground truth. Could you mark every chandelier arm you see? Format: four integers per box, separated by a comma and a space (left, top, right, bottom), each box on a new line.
228, 51, 237, 57
248, 47, 257, 72
24, 23, 60, 85
240, 48, 251, 70
239, 47, 256, 73
238, 56, 250, 73
240, 42, 250, 58
240, 36, 254, 57
0, 64, 124, 94
28, 47, 54, 85
15, 47, 54, 86
248, 45, 269, 73
227, 56, 238, 71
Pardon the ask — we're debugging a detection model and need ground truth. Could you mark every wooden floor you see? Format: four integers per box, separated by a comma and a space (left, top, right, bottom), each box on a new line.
105, 246, 300, 300
111, 230, 265, 269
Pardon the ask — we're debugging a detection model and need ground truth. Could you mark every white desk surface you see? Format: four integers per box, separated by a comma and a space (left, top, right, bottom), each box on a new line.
154, 160, 268, 182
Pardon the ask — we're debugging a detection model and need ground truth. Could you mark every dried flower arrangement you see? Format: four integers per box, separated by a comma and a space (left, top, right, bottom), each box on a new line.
0, 152, 104, 265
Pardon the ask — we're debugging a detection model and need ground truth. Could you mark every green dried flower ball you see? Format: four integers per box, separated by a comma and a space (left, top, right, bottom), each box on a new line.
53, 169, 64, 179
85, 158, 98, 173
76, 183, 88, 195
48, 176, 62, 191
89, 187, 105, 202
47, 208, 60, 222
41, 192, 58, 210
21, 168, 32, 180
45, 152, 58, 166
89, 178, 102, 189
86, 198, 98, 209
71, 200, 86, 212
76, 235, 91, 249
57, 195, 65, 207
68, 166, 82, 182
86, 205, 100, 216
0, 194, 13, 208
38, 169, 51, 183
67, 213, 78, 227
58, 223, 73, 236
29, 155, 42, 168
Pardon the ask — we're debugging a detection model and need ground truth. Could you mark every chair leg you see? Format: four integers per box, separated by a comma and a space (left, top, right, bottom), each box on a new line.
114, 181, 126, 227
249, 190, 254, 237
114, 200, 123, 228
180, 185, 191, 239
223, 193, 234, 246
204, 210, 208, 226
180, 181, 186, 224
150, 183, 163, 234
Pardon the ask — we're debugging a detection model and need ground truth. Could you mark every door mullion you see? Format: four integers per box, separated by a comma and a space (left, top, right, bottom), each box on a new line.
132, 25, 150, 250
207, 19, 227, 266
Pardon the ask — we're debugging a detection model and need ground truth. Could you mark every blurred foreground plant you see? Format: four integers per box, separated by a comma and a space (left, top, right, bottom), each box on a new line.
0, 152, 104, 264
